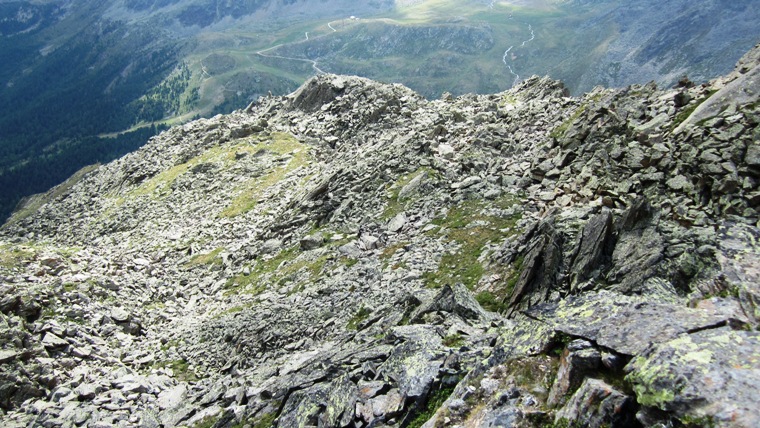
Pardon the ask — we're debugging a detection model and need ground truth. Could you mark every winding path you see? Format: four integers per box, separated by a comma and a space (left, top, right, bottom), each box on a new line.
252, 16, 357, 76
501, 22, 535, 88
256, 43, 325, 75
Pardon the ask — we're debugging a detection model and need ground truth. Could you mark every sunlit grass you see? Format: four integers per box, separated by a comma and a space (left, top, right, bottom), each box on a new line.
220, 132, 310, 217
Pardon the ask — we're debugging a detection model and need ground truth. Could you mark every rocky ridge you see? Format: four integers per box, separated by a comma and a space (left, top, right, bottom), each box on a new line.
0, 44, 759, 427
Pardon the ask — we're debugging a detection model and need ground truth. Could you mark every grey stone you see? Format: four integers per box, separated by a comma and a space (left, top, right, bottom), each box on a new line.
360, 234, 380, 250
506, 217, 564, 316
110, 307, 130, 323
554, 378, 637, 428
607, 197, 664, 294
454, 175, 482, 189
746, 142, 760, 167
75, 383, 98, 401
337, 242, 362, 258
261, 239, 283, 254
666, 174, 693, 191
568, 210, 613, 291
437, 144, 455, 159
398, 172, 426, 199
157, 384, 187, 410
387, 212, 407, 233
299, 233, 324, 250
0, 350, 19, 364
410, 283, 490, 323
41, 333, 68, 349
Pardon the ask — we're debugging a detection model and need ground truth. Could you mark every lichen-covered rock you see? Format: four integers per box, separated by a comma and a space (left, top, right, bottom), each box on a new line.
626, 328, 760, 427
526, 291, 733, 355
378, 325, 444, 400
554, 378, 638, 428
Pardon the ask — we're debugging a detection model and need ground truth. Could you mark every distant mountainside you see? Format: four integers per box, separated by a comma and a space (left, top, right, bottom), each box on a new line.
0, 41, 758, 428
0, 0, 758, 223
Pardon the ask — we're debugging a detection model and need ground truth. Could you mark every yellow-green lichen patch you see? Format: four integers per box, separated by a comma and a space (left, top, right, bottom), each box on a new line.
681, 349, 713, 365
220, 132, 310, 217
627, 348, 685, 407
496, 317, 554, 358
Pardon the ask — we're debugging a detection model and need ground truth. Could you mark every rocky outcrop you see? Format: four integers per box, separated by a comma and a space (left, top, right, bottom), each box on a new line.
0, 45, 758, 427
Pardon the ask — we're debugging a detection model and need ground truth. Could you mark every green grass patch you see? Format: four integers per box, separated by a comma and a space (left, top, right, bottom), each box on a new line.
0, 244, 36, 269
406, 384, 456, 428
423, 196, 521, 289
550, 103, 587, 140
186, 247, 224, 267
220, 132, 310, 217
154, 359, 199, 382
250, 413, 277, 428
225, 245, 300, 294
116, 138, 266, 204
225, 245, 333, 296
475, 291, 506, 313
346, 306, 371, 330
442, 333, 465, 348
673, 89, 718, 128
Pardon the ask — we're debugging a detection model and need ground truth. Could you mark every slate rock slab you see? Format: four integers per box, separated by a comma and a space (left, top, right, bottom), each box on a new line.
525, 291, 731, 355
626, 328, 760, 427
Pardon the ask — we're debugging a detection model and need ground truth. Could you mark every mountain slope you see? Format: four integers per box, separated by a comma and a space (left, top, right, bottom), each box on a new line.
0, 43, 758, 427
2, 0, 759, 224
